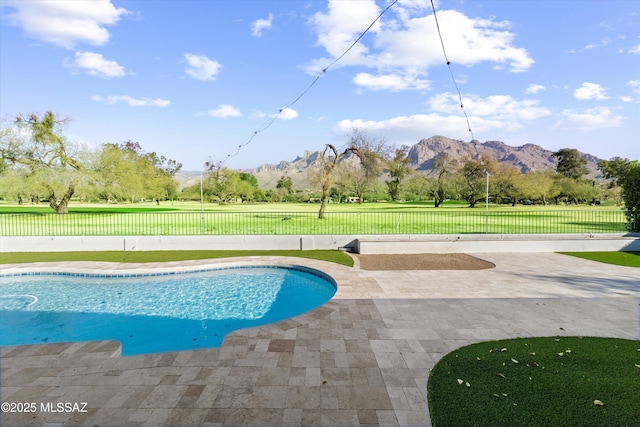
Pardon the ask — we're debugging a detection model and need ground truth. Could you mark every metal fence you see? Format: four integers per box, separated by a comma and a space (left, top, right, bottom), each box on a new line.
0, 210, 627, 236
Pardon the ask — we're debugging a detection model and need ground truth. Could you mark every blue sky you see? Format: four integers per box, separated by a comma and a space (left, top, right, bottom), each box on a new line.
1, 0, 638, 171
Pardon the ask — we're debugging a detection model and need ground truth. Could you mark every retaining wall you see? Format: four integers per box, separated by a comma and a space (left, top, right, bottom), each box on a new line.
1, 233, 639, 254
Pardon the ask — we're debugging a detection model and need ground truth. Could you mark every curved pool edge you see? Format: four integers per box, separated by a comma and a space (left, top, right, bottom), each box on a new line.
1, 258, 346, 357
1, 256, 327, 276
0, 256, 363, 302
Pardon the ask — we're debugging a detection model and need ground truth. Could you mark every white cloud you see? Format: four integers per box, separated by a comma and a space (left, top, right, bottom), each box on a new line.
352, 72, 430, 91
308, 0, 381, 67
334, 113, 513, 143
623, 80, 640, 102
333, 90, 552, 144
554, 107, 624, 132
66, 51, 125, 78
91, 95, 170, 107
574, 82, 608, 100
307, 2, 534, 86
427, 92, 551, 121
251, 13, 274, 37
255, 107, 299, 121
627, 44, 640, 54
3, 0, 128, 49
184, 53, 222, 81
278, 108, 298, 120
208, 104, 242, 118
584, 38, 610, 50
525, 84, 546, 94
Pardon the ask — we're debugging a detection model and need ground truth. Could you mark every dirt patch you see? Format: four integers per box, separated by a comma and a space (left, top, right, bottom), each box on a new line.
354, 253, 495, 271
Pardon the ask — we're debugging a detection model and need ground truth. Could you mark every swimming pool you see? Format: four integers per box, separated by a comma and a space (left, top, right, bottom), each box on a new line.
0, 266, 336, 356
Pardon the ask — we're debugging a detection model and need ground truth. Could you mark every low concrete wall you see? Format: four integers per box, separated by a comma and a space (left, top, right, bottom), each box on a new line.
1, 233, 638, 254
0, 235, 359, 253
356, 233, 640, 254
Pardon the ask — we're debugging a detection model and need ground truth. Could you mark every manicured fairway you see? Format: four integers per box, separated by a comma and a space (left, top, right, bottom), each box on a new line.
0, 202, 626, 236
428, 337, 640, 427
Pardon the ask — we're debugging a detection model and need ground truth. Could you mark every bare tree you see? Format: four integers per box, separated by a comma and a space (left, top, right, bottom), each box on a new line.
341, 129, 389, 203
308, 144, 351, 218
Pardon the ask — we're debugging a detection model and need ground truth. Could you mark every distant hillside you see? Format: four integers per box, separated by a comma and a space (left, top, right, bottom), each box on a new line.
182, 136, 603, 190
174, 170, 203, 190
407, 136, 601, 175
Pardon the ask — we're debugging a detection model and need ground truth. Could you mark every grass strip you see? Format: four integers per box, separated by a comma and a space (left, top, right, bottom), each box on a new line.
0, 250, 354, 267
560, 251, 640, 268
428, 336, 640, 427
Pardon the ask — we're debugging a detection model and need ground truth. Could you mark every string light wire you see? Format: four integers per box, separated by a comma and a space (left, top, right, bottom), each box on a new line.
215, 0, 399, 168
429, 0, 476, 144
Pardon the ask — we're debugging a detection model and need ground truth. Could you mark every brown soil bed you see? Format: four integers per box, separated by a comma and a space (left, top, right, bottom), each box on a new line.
354, 253, 495, 270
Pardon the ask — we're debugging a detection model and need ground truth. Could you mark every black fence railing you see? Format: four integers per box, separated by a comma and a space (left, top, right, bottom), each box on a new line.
0, 210, 627, 236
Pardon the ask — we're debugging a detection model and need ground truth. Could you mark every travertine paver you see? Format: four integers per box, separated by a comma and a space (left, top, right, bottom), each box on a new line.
1, 253, 639, 426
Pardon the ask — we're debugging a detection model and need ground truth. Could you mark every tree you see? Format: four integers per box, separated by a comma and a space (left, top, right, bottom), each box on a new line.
276, 175, 294, 195
199, 161, 257, 204
94, 141, 182, 203
385, 146, 413, 201
308, 144, 357, 218
429, 152, 458, 207
598, 157, 636, 185
402, 173, 431, 201
599, 157, 640, 231
0, 112, 87, 213
520, 170, 555, 205
458, 154, 496, 208
341, 129, 388, 203
552, 148, 588, 180
620, 164, 640, 232
493, 164, 524, 206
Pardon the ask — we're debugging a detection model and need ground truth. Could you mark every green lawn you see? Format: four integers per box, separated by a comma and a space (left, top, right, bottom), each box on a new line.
560, 251, 640, 268
0, 249, 355, 267
0, 201, 626, 236
0, 200, 623, 213
428, 337, 640, 427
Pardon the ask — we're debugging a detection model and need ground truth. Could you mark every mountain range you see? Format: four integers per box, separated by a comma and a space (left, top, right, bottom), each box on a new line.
177, 136, 603, 190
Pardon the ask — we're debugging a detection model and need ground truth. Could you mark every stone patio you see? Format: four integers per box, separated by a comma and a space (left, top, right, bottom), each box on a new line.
1, 253, 638, 426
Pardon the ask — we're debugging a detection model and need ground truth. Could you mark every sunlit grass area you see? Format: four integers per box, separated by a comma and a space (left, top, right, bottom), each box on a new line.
0, 200, 624, 213
0, 201, 626, 236
0, 250, 355, 267
560, 251, 640, 268
428, 337, 640, 427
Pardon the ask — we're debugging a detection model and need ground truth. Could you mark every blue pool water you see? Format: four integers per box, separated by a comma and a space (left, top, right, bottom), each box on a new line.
0, 266, 336, 356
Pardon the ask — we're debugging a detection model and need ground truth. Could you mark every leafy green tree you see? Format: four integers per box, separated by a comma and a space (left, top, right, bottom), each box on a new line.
620, 164, 640, 231
458, 154, 496, 208
429, 152, 458, 207
493, 164, 524, 206
402, 173, 431, 201
520, 170, 555, 205
552, 148, 588, 180
0, 112, 88, 213
200, 161, 257, 204
94, 141, 181, 203
276, 175, 294, 195
385, 146, 413, 201
599, 157, 640, 231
